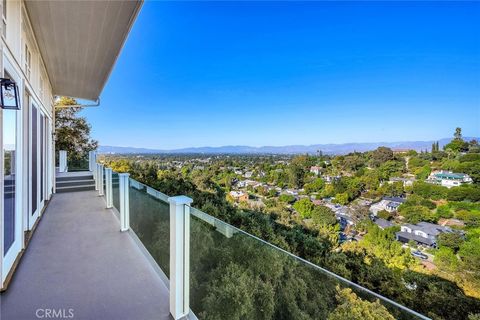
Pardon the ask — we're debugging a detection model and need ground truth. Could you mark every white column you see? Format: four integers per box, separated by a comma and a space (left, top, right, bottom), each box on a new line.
119, 173, 130, 232
92, 154, 97, 184
59, 150, 67, 173
168, 195, 193, 320
95, 163, 100, 191
105, 168, 113, 208
88, 151, 96, 172
98, 164, 104, 196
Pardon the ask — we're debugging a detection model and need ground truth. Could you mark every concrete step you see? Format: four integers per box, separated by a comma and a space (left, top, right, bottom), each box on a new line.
55, 184, 96, 193
56, 175, 94, 182
56, 179, 95, 188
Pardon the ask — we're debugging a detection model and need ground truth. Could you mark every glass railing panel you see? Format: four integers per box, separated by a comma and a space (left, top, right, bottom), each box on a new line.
103, 171, 106, 195
67, 153, 89, 172
189, 207, 427, 320
129, 178, 170, 277
112, 172, 120, 217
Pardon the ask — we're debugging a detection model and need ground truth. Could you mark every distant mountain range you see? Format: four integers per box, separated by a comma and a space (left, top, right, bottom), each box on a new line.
98, 137, 478, 155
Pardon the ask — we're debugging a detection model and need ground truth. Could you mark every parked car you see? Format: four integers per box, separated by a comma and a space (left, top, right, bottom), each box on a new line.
411, 250, 428, 260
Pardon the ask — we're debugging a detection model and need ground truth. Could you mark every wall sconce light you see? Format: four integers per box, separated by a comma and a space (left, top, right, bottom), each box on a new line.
0, 78, 20, 110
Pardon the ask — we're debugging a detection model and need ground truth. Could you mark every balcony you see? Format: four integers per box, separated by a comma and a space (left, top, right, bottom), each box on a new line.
0, 181, 170, 319
1, 154, 429, 320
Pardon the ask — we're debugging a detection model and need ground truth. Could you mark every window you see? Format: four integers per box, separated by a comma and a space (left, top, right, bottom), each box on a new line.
25, 44, 31, 79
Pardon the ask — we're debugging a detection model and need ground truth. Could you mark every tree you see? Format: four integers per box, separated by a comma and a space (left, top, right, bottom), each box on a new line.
311, 205, 337, 226
434, 247, 460, 272
444, 127, 469, 153
333, 192, 349, 205
287, 155, 313, 188
55, 97, 98, 165
377, 210, 392, 220
278, 194, 295, 204
202, 263, 255, 320
454, 127, 462, 140
304, 178, 325, 194
398, 205, 436, 224
458, 238, 480, 273
293, 198, 315, 218
371, 147, 394, 167
378, 160, 404, 180
468, 139, 480, 153
328, 287, 395, 320
437, 233, 464, 253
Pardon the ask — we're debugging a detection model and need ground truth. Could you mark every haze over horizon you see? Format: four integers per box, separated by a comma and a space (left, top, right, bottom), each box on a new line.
82, 1, 480, 149
98, 136, 480, 156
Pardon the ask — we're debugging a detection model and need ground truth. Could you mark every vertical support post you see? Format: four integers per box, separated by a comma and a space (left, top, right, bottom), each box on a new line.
88, 151, 96, 172
168, 195, 193, 320
105, 168, 113, 208
92, 156, 97, 185
98, 164, 104, 196
59, 150, 67, 173
95, 163, 100, 191
119, 173, 130, 232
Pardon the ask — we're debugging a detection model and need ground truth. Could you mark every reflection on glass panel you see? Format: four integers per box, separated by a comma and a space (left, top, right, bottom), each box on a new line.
68, 152, 89, 171
3, 109, 16, 255
112, 172, 120, 217
40, 114, 44, 202
129, 178, 170, 277
189, 207, 425, 320
31, 105, 37, 215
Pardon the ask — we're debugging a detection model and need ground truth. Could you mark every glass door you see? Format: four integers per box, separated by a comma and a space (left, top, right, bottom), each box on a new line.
39, 112, 45, 209
2, 103, 21, 281
28, 101, 39, 229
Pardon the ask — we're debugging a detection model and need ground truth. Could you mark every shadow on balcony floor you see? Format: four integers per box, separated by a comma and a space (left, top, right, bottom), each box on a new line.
0, 191, 170, 320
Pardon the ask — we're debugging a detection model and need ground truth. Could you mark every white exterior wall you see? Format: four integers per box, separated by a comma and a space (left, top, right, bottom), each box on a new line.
1, 0, 54, 289
440, 179, 461, 188
414, 230, 428, 238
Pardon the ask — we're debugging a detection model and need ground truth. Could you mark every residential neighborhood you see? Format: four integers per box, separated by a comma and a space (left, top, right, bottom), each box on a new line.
102, 128, 480, 320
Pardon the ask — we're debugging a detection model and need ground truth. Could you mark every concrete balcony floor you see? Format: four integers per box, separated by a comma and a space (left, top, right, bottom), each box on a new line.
0, 189, 170, 320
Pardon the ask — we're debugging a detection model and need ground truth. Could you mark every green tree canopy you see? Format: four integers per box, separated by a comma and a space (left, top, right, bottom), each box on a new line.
55, 97, 98, 164
293, 198, 315, 218
444, 127, 469, 153
328, 287, 395, 320
370, 147, 394, 167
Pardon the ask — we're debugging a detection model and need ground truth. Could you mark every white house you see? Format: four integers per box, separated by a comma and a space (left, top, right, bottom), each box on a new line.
310, 166, 322, 175
370, 197, 406, 215
427, 170, 473, 188
396, 222, 457, 247
0, 0, 140, 291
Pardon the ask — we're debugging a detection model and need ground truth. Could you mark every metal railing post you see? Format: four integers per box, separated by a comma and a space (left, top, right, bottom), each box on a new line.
105, 168, 113, 208
59, 150, 67, 173
168, 195, 193, 320
119, 173, 130, 232
98, 164, 104, 196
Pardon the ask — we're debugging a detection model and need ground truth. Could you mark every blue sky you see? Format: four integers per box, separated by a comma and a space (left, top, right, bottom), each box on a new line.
82, 1, 480, 149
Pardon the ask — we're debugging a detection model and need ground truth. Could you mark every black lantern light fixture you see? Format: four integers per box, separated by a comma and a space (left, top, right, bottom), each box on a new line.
0, 78, 20, 110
